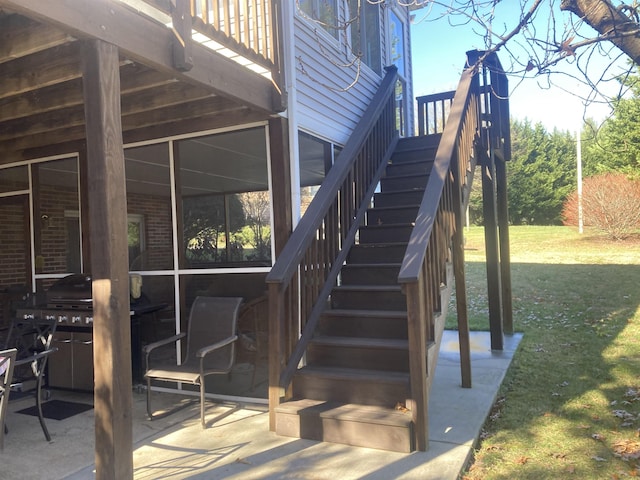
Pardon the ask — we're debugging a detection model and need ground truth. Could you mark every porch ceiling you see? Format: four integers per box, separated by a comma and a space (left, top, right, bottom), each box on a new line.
0, 1, 283, 165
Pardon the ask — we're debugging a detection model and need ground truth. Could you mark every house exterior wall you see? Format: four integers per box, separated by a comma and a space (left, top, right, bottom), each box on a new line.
292, 2, 415, 147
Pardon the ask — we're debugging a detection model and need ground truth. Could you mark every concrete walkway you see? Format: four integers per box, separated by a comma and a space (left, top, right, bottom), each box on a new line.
3, 331, 521, 480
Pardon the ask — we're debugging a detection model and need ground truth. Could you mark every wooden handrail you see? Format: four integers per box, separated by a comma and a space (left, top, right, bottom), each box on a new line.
266, 67, 400, 429
399, 51, 509, 451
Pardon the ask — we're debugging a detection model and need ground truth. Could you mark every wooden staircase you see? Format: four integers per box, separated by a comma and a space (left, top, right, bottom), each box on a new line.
274, 134, 452, 453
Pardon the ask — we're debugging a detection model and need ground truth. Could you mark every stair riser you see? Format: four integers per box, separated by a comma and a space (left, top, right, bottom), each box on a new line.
331, 289, 406, 311
275, 411, 414, 453
292, 375, 410, 407
307, 344, 409, 371
341, 265, 400, 285
319, 314, 408, 339
374, 190, 424, 208
367, 207, 418, 225
359, 225, 413, 244
348, 244, 407, 264
380, 175, 428, 192
386, 161, 432, 177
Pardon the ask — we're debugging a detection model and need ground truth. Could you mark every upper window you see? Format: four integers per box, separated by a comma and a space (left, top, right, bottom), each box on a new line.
300, 0, 339, 39
389, 10, 406, 78
348, 0, 381, 74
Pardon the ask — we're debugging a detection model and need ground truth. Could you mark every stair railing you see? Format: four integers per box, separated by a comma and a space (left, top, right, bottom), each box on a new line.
398, 51, 509, 451
266, 67, 400, 429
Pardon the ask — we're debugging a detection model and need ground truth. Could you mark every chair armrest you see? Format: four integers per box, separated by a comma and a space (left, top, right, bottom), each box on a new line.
14, 347, 58, 367
142, 332, 186, 355
196, 335, 238, 358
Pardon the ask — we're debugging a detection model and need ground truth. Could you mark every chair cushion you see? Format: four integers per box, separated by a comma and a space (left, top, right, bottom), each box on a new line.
145, 365, 201, 384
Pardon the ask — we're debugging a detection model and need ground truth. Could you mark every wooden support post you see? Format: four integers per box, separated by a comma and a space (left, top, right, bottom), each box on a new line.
451, 165, 471, 388
405, 282, 429, 451
495, 157, 513, 334
82, 39, 133, 480
268, 116, 292, 257
170, 0, 193, 71
481, 150, 504, 351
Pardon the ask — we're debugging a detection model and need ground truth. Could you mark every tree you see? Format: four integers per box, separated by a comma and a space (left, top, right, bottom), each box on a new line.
182, 194, 245, 263
301, 1, 640, 116
237, 191, 272, 262
582, 69, 640, 177
562, 172, 640, 238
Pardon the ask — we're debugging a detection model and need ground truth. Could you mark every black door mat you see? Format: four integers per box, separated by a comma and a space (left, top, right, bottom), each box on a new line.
16, 400, 93, 421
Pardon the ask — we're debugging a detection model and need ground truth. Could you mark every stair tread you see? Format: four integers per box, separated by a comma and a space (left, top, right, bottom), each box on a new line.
368, 204, 420, 211
311, 335, 408, 348
352, 242, 408, 248
275, 399, 413, 426
332, 284, 402, 292
323, 308, 407, 318
342, 263, 401, 268
360, 223, 414, 229
375, 188, 426, 195
298, 365, 410, 381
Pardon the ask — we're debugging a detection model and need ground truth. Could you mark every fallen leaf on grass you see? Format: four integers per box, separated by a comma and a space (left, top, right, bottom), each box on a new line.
515, 456, 529, 465
612, 440, 640, 461
592, 433, 606, 441
565, 465, 576, 474
550, 452, 567, 460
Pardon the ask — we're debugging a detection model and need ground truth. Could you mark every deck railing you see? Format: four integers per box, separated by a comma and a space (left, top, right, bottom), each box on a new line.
400, 51, 509, 450
265, 67, 400, 429
416, 90, 456, 136
140, 0, 283, 88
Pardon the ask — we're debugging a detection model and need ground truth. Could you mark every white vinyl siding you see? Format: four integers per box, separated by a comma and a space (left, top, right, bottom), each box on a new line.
292, 3, 413, 145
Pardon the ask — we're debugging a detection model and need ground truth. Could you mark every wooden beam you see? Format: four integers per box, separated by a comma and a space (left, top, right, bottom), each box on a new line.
0, 83, 215, 141
1, 95, 239, 151
82, 39, 133, 480
0, 41, 82, 100
0, 13, 73, 62
1, 0, 281, 113
0, 64, 176, 123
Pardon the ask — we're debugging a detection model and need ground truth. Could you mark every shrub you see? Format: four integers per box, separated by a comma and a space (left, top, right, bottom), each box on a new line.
562, 173, 640, 240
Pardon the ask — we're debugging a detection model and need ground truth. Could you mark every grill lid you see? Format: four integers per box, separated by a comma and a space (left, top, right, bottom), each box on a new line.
46, 274, 92, 307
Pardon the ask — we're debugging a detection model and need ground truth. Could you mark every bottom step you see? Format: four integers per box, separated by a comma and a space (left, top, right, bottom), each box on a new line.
275, 399, 415, 453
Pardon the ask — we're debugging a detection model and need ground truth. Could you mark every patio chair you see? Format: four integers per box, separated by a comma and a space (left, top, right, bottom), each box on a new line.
237, 294, 269, 390
3, 316, 57, 442
0, 348, 17, 451
144, 296, 243, 428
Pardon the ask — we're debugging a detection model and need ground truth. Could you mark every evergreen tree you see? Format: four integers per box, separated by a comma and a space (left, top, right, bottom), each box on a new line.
506, 120, 576, 225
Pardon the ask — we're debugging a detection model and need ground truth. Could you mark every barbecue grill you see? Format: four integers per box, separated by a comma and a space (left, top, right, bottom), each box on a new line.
16, 274, 166, 390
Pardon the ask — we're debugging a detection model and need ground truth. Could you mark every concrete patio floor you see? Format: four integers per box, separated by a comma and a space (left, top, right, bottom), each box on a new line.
2, 331, 521, 480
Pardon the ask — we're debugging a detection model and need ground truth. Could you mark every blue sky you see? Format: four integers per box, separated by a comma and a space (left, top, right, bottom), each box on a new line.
409, 2, 628, 132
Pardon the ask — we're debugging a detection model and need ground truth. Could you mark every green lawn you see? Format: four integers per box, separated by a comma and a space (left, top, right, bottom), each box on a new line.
452, 226, 640, 479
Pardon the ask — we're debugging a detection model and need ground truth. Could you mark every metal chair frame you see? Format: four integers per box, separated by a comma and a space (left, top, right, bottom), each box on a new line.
0, 348, 17, 451
144, 296, 243, 428
3, 317, 58, 442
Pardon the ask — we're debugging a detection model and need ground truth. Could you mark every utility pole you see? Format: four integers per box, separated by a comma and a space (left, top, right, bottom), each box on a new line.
576, 128, 583, 234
